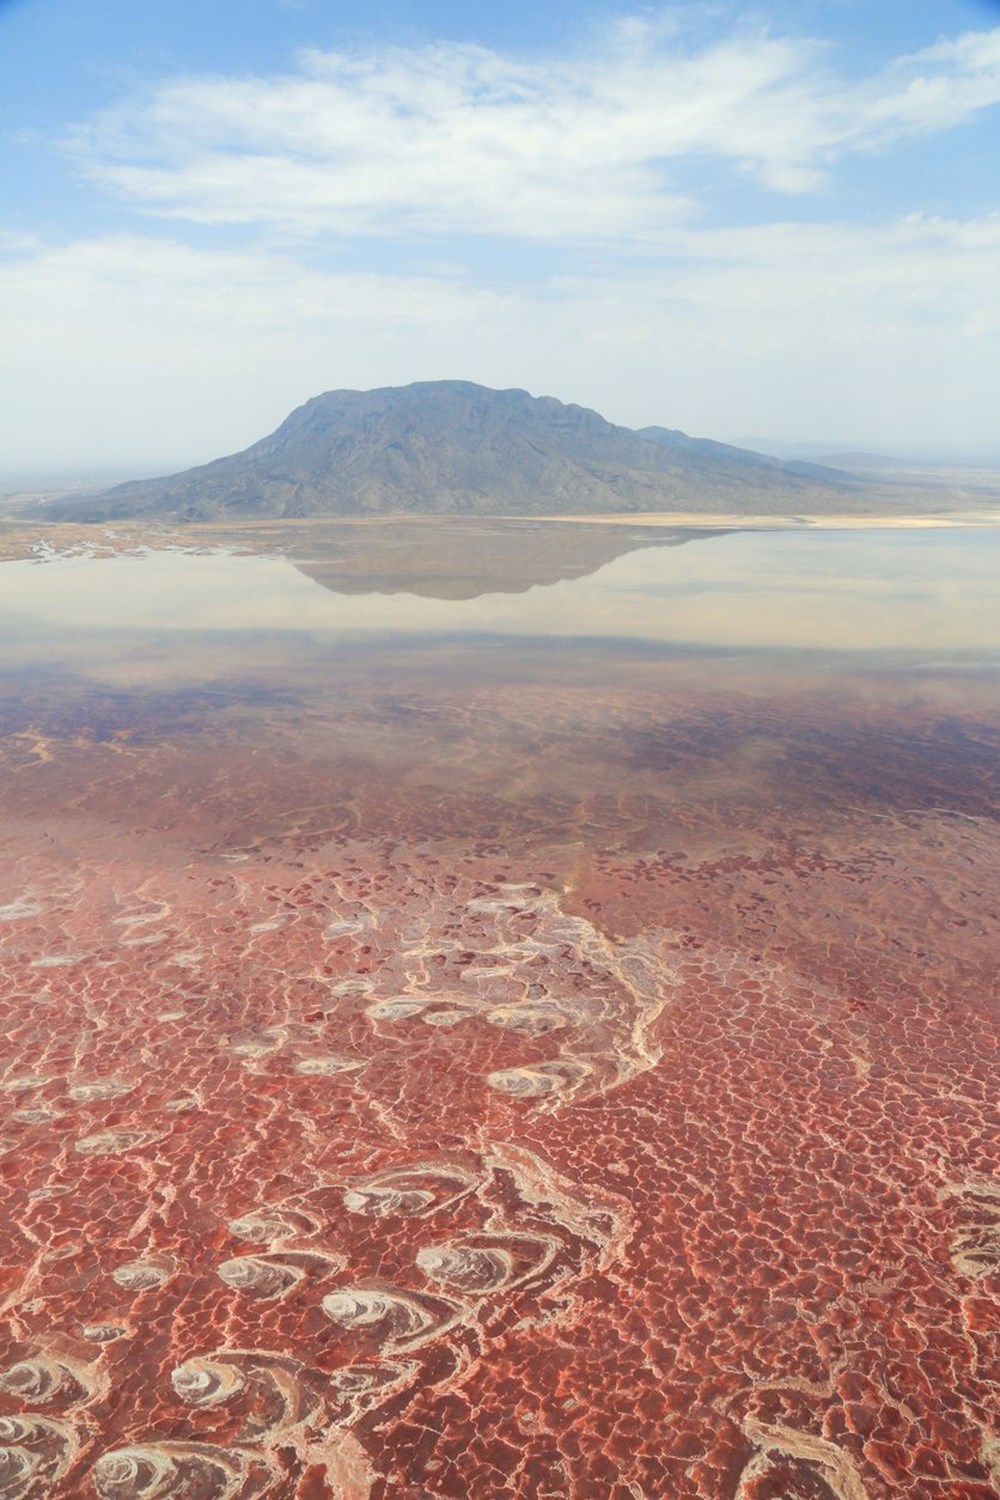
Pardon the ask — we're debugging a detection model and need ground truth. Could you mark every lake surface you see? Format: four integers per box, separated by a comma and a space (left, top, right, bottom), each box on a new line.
0, 519, 997, 1499
2, 523, 1000, 654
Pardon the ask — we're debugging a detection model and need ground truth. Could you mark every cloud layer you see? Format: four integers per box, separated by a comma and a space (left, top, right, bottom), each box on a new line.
3, 210, 999, 467
67, 23, 1000, 239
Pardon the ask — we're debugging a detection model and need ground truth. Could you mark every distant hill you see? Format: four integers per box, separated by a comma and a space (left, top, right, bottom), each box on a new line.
734, 436, 910, 470
47, 381, 857, 522
806, 451, 912, 472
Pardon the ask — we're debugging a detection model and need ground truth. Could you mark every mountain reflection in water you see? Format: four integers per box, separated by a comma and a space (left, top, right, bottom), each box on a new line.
285, 516, 721, 598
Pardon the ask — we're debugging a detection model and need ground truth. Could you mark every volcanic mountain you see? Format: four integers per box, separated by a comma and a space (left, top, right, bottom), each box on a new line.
48, 381, 855, 521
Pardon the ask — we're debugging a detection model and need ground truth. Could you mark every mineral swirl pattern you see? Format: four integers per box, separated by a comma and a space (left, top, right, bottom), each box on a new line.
0, 655, 998, 1496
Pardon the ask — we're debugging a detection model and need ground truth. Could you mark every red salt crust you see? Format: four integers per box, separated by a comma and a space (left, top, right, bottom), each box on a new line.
0, 676, 997, 1499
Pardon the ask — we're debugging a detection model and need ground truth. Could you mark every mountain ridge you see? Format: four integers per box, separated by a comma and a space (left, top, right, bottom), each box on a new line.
47, 380, 857, 521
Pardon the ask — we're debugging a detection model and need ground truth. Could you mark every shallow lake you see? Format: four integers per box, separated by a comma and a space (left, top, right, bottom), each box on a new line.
2, 523, 1000, 659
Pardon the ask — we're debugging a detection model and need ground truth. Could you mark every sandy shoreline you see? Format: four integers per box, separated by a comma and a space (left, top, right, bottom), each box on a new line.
526, 509, 1000, 529
2, 509, 1000, 568
7, 508, 1000, 533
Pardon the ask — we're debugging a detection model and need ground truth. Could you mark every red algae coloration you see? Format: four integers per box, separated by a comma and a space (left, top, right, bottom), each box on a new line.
0, 524, 998, 1498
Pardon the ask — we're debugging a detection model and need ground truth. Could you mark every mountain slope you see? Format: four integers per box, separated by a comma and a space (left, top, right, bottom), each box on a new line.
48, 381, 856, 521
637, 426, 846, 481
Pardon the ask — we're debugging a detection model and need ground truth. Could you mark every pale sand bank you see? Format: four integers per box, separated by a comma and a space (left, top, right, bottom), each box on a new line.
527, 510, 1000, 529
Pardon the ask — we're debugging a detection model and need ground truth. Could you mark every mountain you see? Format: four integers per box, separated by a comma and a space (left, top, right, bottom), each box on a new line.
47, 381, 857, 522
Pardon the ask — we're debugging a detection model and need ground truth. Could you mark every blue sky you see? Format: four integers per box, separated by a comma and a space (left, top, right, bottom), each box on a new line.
2, 0, 1000, 472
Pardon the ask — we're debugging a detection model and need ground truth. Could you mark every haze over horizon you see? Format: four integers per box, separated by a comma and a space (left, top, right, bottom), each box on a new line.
3, 0, 1000, 473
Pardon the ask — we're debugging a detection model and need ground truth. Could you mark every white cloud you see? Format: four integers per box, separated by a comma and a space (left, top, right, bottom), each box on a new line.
0, 235, 515, 467
2, 213, 999, 468
850, 27, 1000, 139
63, 22, 1000, 239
